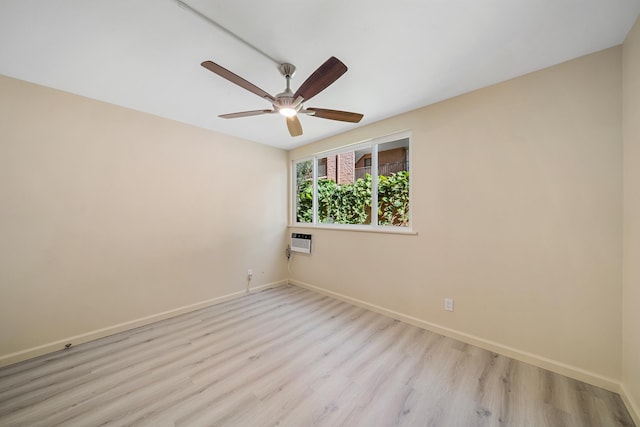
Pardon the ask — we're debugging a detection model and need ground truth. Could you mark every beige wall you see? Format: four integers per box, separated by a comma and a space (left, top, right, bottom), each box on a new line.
623, 16, 640, 424
0, 76, 288, 365
289, 47, 623, 388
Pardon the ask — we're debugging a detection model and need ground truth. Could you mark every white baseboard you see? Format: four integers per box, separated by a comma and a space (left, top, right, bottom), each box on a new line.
289, 279, 621, 393
620, 383, 640, 426
0, 280, 288, 368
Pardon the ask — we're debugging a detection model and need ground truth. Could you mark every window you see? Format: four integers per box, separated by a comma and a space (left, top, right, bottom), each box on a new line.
295, 159, 313, 224
293, 131, 411, 229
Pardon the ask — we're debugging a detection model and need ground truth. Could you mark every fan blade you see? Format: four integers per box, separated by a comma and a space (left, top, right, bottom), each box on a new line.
286, 116, 303, 137
293, 57, 347, 102
306, 108, 363, 123
202, 61, 276, 102
219, 109, 274, 119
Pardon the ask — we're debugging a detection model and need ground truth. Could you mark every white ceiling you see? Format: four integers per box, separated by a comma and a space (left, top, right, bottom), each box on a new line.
1, 1, 639, 150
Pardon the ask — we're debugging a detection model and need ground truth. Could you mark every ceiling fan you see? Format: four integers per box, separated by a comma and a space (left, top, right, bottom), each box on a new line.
201, 57, 364, 137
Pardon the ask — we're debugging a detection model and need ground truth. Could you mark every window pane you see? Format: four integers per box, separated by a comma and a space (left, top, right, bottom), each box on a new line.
295, 160, 313, 223
318, 149, 372, 225
377, 138, 410, 227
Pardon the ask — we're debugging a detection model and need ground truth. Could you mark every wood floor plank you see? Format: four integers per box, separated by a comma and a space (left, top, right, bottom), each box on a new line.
0, 284, 635, 426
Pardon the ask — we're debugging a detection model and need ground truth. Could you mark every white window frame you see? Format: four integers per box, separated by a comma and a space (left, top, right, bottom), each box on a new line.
291, 130, 413, 233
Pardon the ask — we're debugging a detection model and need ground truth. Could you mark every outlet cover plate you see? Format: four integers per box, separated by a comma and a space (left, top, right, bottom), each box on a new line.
444, 298, 454, 312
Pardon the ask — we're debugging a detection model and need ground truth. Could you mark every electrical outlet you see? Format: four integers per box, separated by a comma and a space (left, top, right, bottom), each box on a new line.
444, 298, 454, 312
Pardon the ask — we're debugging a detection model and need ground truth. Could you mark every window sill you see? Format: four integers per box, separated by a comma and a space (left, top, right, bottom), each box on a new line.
287, 224, 418, 236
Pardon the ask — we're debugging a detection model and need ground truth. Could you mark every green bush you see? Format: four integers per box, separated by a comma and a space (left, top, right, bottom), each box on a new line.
296, 171, 409, 226
378, 170, 410, 226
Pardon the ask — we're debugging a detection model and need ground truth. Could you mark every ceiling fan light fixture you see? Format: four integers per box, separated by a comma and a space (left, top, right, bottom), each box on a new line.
279, 107, 297, 117
275, 95, 299, 117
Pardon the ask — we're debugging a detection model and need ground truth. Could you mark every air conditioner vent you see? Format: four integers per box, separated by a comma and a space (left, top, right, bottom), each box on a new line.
291, 233, 312, 254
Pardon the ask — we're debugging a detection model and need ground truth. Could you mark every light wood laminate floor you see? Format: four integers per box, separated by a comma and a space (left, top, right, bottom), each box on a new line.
0, 285, 634, 426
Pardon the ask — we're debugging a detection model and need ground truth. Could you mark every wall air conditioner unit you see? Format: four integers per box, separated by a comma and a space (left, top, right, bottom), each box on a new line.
291, 233, 312, 254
